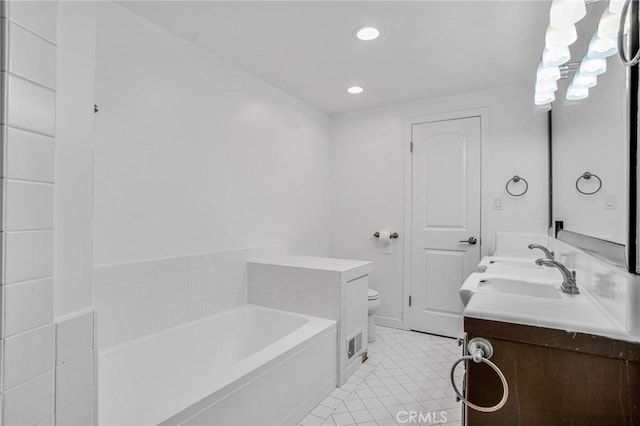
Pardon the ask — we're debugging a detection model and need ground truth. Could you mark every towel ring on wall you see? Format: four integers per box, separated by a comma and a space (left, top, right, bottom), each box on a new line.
575, 172, 602, 195
505, 175, 528, 197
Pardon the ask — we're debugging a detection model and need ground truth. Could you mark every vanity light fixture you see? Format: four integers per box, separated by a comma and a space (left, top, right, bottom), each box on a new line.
535, 90, 556, 105
354, 26, 380, 41
533, 0, 617, 105
542, 46, 571, 66
598, 9, 621, 38
347, 86, 364, 94
550, 0, 586, 29
566, 81, 589, 100
587, 34, 618, 58
572, 71, 598, 88
536, 80, 559, 92
536, 62, 562, 82
545, 24, 578, 49
580, 55, 607, 75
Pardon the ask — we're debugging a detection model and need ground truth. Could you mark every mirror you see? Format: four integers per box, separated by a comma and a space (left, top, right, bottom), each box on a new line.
551, 0, 630, 250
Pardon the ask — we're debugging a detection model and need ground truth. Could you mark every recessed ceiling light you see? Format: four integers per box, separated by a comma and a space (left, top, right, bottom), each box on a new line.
354, 26, 380, 41
347, 86, 364, 94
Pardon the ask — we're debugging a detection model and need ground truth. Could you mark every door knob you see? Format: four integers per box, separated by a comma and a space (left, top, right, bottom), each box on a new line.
459, 237, 477, 245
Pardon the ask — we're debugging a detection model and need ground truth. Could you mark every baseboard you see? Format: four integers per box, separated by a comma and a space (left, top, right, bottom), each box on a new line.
373, 315, 403, 329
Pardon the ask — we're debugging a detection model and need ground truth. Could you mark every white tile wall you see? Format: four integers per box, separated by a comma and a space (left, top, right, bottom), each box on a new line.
37, 416, 54, 426
3, 230, 53, 283
94, 247, 280, 349
4, 180, 54, 230
55, 391, 94, 426
3, 126, 55, 182
54, 311, 96, 425
56, 310, 93, 365
4, 277, 53, 336
1, 2, 60, 424
3, 370, 55, 426
5, 1, 58, 42
3, 324, 55, 390
55, 351, 93, 411
6, 74, 55, 136
7, 21, 56, 89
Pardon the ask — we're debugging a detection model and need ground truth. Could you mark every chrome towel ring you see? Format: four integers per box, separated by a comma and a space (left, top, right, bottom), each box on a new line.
576, 172, 602, 195
505, 175, 528, 197
450, 338, 509, 413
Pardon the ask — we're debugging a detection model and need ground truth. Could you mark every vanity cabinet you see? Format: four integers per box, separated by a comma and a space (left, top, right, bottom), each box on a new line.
464, 317, 640, 425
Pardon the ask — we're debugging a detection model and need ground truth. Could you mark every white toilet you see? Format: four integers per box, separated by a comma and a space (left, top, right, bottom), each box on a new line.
367, 289, 381, 343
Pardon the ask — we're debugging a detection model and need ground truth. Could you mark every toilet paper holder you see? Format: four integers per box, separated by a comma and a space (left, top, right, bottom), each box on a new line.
373, 232, 399, 239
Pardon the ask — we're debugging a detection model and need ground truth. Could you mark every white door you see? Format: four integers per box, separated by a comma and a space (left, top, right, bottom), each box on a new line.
409, 116, 481, 337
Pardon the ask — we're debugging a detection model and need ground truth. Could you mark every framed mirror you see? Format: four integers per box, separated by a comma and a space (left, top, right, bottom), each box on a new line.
550, 0, 637, 272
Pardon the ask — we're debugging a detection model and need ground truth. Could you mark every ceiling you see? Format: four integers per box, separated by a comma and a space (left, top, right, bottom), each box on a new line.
118, 1, 551, 115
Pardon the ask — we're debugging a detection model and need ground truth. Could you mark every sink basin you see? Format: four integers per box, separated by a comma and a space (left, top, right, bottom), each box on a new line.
478, 256, 539, 271
483, 264, 558, 279
460, 272, 562, 306
477, 277, 561, 299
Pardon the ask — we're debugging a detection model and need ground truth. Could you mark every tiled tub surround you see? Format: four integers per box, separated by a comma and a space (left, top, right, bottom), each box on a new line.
0, 1, 60, 424
99, 305, 336, 425
94, 247, 286, 349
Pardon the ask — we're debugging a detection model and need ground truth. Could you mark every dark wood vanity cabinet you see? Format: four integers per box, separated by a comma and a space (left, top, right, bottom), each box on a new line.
463, 318, 640, 426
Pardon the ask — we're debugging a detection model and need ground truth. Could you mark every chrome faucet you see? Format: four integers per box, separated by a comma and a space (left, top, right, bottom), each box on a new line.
528, 243, 554, 260
534, 259, 579, 294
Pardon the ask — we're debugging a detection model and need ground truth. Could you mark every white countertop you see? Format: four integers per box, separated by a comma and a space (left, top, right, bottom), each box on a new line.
463, 258, 638, 343
464, 289, 634, 342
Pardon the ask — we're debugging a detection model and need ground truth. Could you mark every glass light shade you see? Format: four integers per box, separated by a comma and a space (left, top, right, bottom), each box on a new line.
550, 0, 586, 28
587, 35, 618, 58
536, 80, 558, 92
545, 25, 578, 49
572, 71, 597, 88
537, 62, 561, 82
580, 56, 607, 75
535, 90, 556, 105
609, 0, 625, 14
347, 86, 364, 94
542, 46, 571, 66
597, 9, 620, 39
566, 82, 589, 100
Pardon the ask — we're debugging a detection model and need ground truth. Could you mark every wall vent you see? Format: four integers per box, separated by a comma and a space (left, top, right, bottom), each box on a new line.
347, 329, 364, 360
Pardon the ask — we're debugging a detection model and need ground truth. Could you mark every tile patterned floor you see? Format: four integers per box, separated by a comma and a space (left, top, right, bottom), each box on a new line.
300, 326, 463, 426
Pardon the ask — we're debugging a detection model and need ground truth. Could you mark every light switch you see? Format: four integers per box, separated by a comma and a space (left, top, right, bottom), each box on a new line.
493, 198, 503, 210
605, 195, 616, 209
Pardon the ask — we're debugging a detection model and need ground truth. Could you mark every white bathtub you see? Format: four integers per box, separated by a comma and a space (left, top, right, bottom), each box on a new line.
99, 305, 337, 425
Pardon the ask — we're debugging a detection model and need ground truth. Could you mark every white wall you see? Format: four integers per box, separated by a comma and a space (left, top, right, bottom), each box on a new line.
93, 2, 331, 266
330, 86, 549, 325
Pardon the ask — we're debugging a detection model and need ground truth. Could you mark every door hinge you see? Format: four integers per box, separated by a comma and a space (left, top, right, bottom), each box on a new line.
410, 141, 414, 153
409, 295, 412, 306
